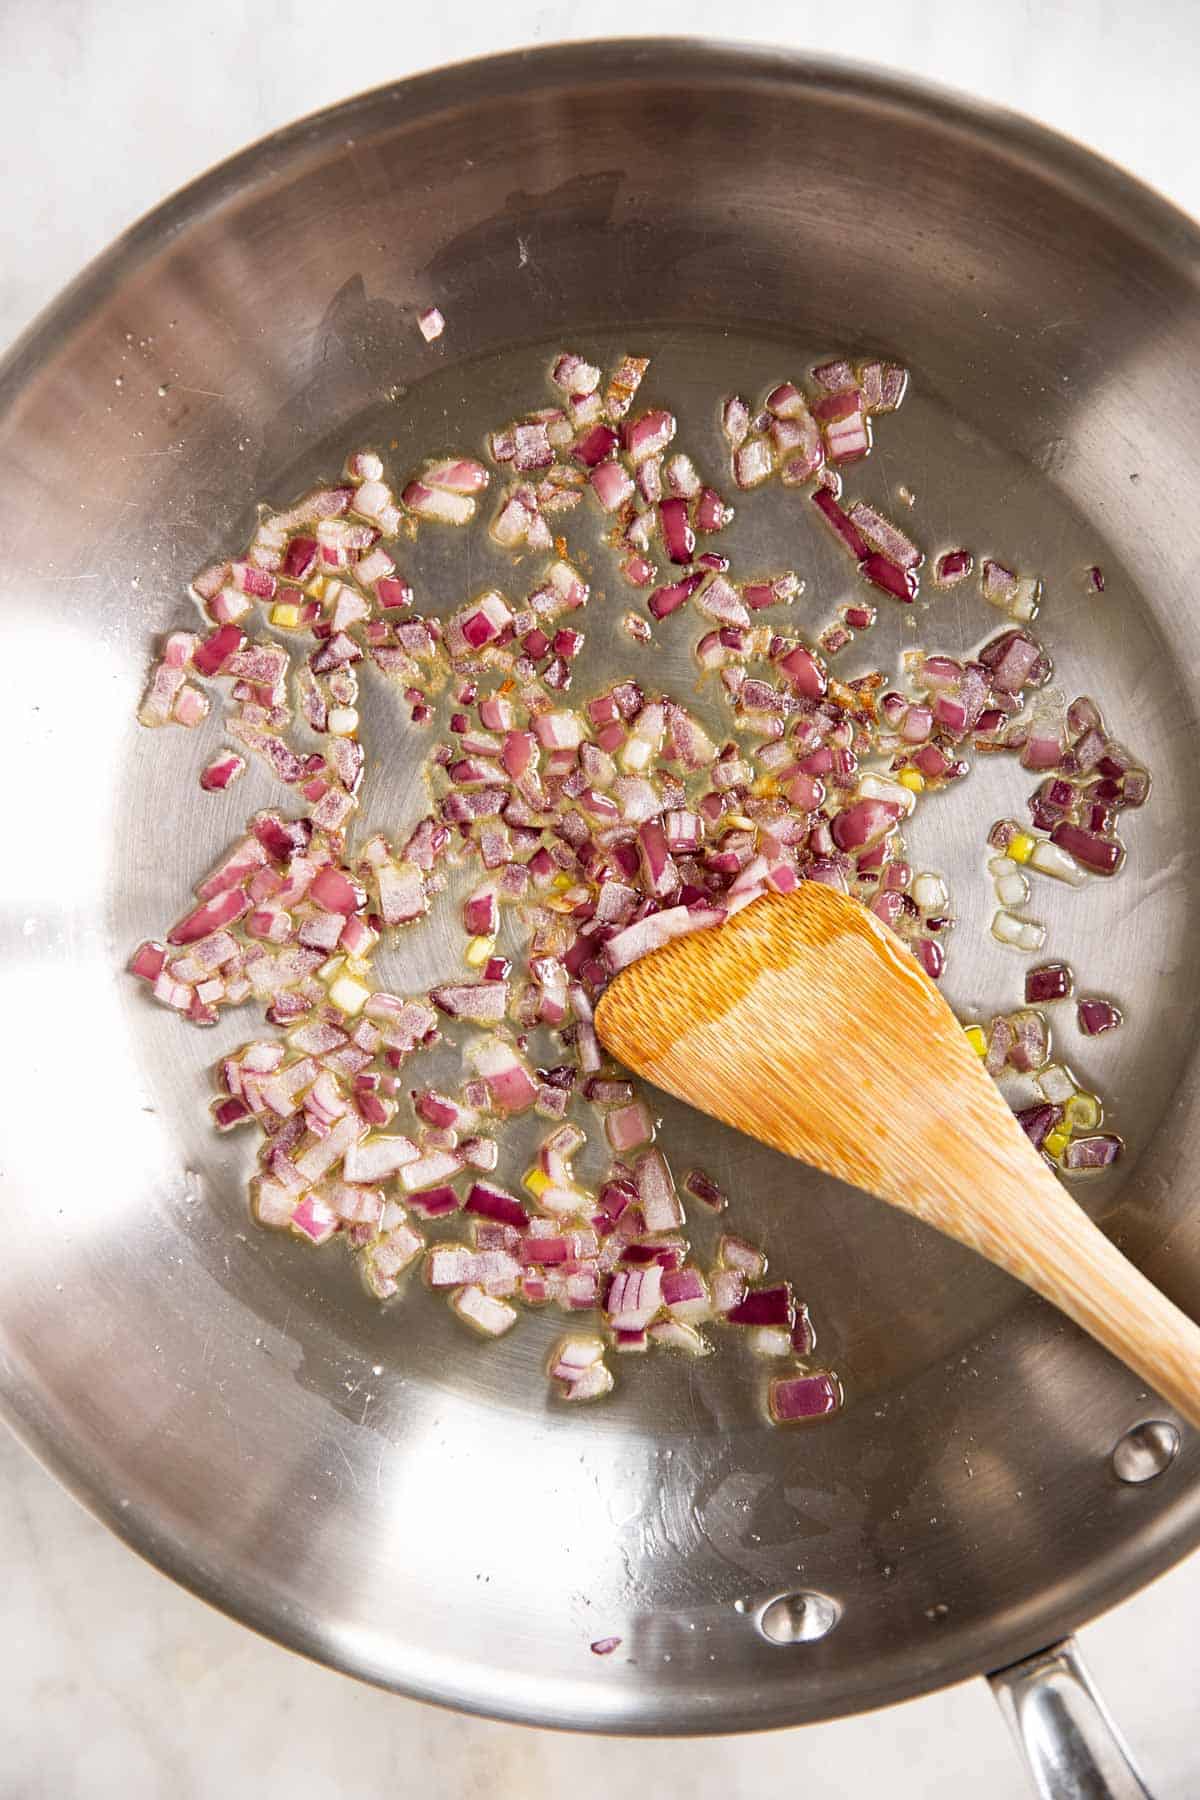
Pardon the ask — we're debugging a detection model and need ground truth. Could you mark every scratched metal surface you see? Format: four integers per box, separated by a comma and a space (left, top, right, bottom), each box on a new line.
1, 43, 1199, 1732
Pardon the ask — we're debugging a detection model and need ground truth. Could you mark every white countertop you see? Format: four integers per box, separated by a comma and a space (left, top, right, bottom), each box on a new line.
2, 3, 1198, 1794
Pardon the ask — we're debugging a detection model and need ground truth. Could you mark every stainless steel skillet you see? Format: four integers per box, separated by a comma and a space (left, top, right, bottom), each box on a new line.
1, 40, 1199, 1795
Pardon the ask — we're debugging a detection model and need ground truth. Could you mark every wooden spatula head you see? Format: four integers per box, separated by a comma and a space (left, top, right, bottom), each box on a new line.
595, 881, 1022, 1248
595, 883, 1200, 1427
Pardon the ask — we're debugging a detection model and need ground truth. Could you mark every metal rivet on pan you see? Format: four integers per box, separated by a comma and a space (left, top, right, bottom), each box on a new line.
1112, 1419, 1181, 1484
757, 1590, 841, 1645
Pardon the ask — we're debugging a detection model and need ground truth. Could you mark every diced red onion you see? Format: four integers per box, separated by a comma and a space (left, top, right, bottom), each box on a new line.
719, 1234, 765, 1278
624, 409, 675, 464
734, 439, 774, 488
812, 359, 855, 393
634, 1148, 684, 1232
602, 903, 725, 973
1025, 963, 1073, 1003
726, 1283, 794, 1328
430, 981, 508, 1023
847, 502, 921, 570
721, 396, 750, 446
818, 392, 870, 462
1050, 821, 1124, 874
934, 548, 973, 586
1078, 997, 1122, 1036
606, 1264, 664, 1330
659, 497, 695, 565
403, 482, 475, 525
573, 424, 619, 468
406, 1184, 459, 1220
981, 559, 1017, 604
648, 573, 704, 620
830, 798, 899, 853
860, 552, 919, 603
1063, 1135, 1122, 1170
768, 1373, 841, 1423
590, 461, 635, 512
200, 752, 246, 792
811, 486, 870, 560
465, 1182, 527, 1229
423, 457, 490, 495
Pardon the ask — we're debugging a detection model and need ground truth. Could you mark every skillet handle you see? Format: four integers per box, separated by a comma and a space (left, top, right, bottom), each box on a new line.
988, 1638, 1153, 1799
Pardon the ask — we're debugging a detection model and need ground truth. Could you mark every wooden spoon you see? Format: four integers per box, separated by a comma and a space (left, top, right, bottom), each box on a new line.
594, 880, 1200, 1427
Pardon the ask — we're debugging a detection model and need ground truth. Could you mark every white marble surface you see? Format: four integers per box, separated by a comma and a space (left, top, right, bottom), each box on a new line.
3, 3, 1199, 1794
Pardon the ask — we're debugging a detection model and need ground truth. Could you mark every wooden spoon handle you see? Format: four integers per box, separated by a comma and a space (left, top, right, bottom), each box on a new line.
942, 1146, 1200, 1428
